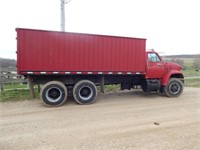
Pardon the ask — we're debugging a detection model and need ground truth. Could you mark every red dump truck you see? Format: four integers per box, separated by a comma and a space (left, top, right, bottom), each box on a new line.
16, 28, 184, 106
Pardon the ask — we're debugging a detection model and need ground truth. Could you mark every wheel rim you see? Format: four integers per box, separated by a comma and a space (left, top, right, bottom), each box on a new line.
169, 82, 180, 95
46, 87, 62, 102
78, 86, 93, 101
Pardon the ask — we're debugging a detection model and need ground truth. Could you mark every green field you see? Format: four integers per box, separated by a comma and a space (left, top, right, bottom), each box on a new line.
0, 83, 40, 102
181, 58, 194, 66
182, 67, 200, 77
184, 78, 200, 87
180, 57, 200, 87
0, 83, 121, 102
183, 67, 200, 87
0, 89, 39, 102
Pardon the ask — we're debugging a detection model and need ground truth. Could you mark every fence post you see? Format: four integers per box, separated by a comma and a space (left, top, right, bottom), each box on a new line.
28, 76, 35, 99
0, 70, 3, 91
0, 83, 4, 91
37, 84, 41, 93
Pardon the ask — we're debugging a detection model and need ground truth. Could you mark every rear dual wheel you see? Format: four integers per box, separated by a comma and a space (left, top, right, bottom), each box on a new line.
41, 81, 67, 106
73, 80, 97, 104
40, 80, 98, 106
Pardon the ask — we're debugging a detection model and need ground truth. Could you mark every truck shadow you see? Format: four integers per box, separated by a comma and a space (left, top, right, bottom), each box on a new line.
64, 89, 166, 106
99, 89, 163, 98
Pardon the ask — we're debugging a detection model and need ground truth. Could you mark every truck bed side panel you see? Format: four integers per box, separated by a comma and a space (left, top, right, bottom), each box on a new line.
17, 28, 146, 74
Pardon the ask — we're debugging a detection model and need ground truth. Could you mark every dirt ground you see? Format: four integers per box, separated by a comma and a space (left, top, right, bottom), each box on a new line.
1, 87, 200, 150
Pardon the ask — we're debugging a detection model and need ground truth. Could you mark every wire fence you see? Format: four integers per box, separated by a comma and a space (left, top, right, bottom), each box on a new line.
0, 68, 27, 91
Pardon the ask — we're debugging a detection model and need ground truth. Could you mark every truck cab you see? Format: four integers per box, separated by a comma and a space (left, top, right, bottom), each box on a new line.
142, 50, 184, 97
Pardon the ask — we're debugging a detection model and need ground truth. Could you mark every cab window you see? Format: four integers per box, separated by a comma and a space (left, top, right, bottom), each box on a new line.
148, 53, 161, 62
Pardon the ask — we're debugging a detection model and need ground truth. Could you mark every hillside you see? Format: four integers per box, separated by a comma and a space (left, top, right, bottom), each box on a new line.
0, 58, 16, 69
164, 54, 196, 59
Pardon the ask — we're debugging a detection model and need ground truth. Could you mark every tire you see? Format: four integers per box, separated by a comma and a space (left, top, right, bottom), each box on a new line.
73, 80, 97, 104
164, 78, 183, 97
40, 81, 67, 107
141, 80, 148, 92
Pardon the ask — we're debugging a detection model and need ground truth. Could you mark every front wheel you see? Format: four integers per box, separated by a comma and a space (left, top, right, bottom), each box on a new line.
164, 78, 183, 97
73, 80, 97, 104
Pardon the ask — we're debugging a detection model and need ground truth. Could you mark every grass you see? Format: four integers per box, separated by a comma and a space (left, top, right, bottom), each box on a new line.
0, 89, 40, 102
3, 83, 27, 89
181, 57, 200, 87
0, 83, 40, 102
1, 84, 121, 102
181, 58, 194, 66
182, 66, 200, 77
184, 78, 200, 88
105, 84, 120, 92
180, 66, 200, 87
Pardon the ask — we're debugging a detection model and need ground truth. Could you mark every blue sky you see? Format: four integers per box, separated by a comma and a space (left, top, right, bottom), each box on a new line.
0, 0, 199, 59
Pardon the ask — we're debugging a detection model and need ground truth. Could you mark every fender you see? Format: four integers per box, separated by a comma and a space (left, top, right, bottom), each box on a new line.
161, 70, 184, 86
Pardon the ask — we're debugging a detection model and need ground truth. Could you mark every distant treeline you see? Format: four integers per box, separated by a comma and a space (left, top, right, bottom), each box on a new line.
0, 58, 16, 69
165, 54, 196, 59
165, 54, 200, 69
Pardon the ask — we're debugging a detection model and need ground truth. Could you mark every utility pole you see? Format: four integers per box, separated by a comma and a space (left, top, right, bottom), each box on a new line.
60, 0, 71, 32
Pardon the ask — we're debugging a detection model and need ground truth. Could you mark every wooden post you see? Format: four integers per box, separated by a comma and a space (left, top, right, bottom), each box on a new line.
0, 70, 3, 91
100, 75, 105, 93
37, 84, 41, 93
0, 83, 4, 91
28, 76, 35, 99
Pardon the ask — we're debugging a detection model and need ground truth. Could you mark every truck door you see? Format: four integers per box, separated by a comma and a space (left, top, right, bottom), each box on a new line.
146, 52, 165, 79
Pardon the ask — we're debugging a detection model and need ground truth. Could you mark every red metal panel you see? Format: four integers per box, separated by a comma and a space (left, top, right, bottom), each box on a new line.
16, 28, 146, 74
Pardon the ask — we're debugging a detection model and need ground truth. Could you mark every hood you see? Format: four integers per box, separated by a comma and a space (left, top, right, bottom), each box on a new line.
164, 62, 182, 71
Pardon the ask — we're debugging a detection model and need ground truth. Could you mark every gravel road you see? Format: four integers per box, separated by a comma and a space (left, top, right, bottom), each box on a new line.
1, 87, 200, 150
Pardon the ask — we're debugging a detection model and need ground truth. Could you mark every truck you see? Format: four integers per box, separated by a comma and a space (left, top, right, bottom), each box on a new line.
16, 28, 184, 106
